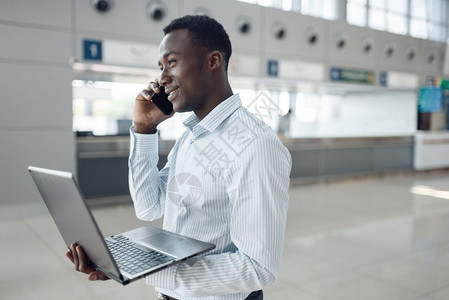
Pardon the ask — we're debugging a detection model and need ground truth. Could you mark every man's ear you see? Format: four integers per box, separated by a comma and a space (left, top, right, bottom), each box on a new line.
209, 51, 223, 70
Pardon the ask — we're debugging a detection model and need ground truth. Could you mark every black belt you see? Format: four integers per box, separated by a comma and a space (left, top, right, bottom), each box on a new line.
157, 290, 263, 300
245, 290, 263, 299
156, 293, 177, 300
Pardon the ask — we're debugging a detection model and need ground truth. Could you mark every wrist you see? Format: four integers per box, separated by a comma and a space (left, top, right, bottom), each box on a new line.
134, 124, 157, 134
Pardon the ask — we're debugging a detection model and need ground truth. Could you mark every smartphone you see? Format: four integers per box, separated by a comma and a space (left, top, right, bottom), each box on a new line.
151, 86, 173, 115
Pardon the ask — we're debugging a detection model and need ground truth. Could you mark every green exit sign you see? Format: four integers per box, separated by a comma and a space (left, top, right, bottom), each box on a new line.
330, 67, 374, 84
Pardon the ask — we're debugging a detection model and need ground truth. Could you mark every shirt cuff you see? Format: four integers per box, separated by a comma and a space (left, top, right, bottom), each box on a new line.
130, 126, 159, 154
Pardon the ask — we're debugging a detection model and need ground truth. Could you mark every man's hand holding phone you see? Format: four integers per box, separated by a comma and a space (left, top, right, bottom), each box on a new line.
134, 82, 174, 134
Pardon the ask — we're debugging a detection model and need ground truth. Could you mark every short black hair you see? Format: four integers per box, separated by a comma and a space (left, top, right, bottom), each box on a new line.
163, 15, 232, 70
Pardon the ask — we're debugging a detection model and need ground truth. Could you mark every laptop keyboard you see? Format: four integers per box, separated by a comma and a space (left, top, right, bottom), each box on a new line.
105, 235, 173, 276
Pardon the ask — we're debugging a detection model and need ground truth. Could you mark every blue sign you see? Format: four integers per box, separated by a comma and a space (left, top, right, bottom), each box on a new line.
83, 39, 102, 61
267, 60, 279, 77
330, 67, 341, 81
418, 86, 443, 113
380, 71, 388, 86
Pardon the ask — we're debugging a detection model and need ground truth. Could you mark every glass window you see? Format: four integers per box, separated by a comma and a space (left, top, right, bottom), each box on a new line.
300, 0, 310, 14
428, 0, 442, 23
370, 0, 385, 9
301, 0, 337, 19
236, 0, 257, 4
387, 0, 407, 14
348, 0, 367, 4
281, 0, 292, 11
410, 19, 428, 39
387, 12, 407, 34
369, 8, 386, 30
410, 0, 448, 41
301, 0, 321, 17
411, 0, 426, 18
290, 0, 301, 12
443, 0, 449, 25
428, 23, 445, 41
322, 0, 337, 19
347, 3, 367, 26
258, 0, 273, 7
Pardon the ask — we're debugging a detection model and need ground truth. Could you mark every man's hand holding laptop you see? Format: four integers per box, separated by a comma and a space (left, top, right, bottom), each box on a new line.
66, 243, 109, 281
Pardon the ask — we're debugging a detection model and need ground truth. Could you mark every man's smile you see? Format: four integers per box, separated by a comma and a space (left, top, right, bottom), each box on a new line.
166, 88, 179, 101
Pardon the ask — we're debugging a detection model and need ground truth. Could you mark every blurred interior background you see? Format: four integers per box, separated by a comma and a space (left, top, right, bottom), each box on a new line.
1, 0, 449, 299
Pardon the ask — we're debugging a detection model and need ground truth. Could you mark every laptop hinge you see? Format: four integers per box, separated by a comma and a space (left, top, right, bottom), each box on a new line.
96, 266, 131, 285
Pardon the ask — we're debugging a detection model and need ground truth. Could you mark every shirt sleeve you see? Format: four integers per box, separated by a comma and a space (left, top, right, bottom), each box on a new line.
128, 127, 168, 221
146, 135, 292, 298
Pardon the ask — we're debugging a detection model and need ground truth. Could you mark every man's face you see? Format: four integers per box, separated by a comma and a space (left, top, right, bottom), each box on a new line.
157, 29, 211, 114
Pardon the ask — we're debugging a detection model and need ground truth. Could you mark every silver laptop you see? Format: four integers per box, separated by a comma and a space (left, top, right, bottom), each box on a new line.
28, 166, 215, 285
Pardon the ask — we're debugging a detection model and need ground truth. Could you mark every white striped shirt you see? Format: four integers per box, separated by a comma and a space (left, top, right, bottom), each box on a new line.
129, 94, 291, 299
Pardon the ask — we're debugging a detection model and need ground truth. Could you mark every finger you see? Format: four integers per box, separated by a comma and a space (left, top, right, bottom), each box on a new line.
147, 81, 160, 93
88, 271, 110, 281
76, 245, 91, 273
71, 243, 80, 271
66, 250, 74, 264
136, 89, 151, 101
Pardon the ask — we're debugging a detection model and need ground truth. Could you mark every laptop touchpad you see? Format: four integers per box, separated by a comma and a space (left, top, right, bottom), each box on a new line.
139, 233, 184, 249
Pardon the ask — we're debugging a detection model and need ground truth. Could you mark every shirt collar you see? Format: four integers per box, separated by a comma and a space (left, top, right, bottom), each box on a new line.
183, 93, 242, 136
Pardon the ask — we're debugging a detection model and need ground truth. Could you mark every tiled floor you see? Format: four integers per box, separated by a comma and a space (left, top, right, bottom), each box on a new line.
1, 170, 449, 299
